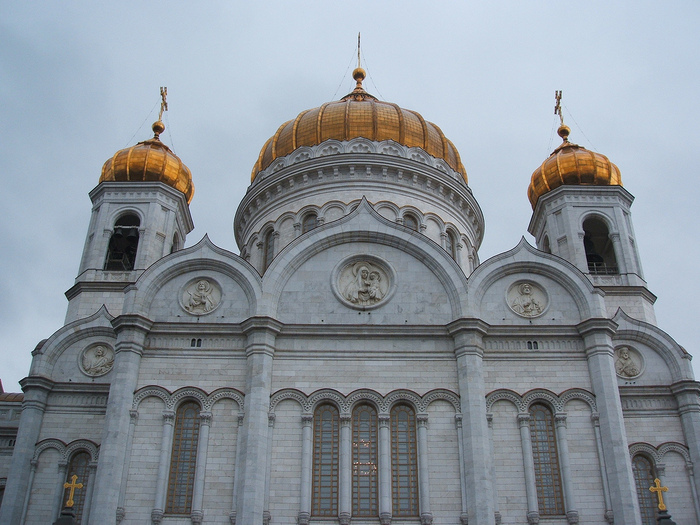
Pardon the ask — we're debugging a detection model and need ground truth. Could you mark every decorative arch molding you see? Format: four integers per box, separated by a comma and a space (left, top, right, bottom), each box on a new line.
33, 438, 100, 463
263, 197, 467, 319
132, 385, 244, 412
468, 237, 604, 320
629, 441, 692, 466
486, 387, 597, 413
579, 210, 619, 234
106, 207, 145, 230
126, 235, 261, 316
270, 387, 461, 417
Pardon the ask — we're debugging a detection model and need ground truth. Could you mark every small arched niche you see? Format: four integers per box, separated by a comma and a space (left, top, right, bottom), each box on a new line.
104, 214, 140, 271
582, 216, 618, 274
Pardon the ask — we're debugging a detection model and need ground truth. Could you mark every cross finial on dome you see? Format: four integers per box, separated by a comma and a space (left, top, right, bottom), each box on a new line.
352, 33, 366, 90
153, 87, 168, 139
554, 90, 570, 142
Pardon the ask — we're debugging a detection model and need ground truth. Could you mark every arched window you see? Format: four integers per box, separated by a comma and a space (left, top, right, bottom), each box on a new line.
166, 401, 201, 514
352, 404, 378, 516
302, 213, 318, 234
62, 451, 91, 523
529, 404, 564, 515
632, 454, 658, 525
312, 404, 339, 516
445, 230, 457, 260
403, 214, 419, 232
104, 214, 140, 271
262, 230, 275, 271
582, 217, 618, 274
170, 232, 180, 254
543, 235, 551, 254
391, 405, 418, 516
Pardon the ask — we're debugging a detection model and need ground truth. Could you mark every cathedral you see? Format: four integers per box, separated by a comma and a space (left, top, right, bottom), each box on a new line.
1, 65, 699, 525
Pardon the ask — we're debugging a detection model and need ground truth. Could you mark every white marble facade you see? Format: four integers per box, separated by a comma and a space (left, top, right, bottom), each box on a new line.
1, 110, 700, 525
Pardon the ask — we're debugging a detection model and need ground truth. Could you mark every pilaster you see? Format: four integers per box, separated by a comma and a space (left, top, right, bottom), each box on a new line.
670, 380, 700, 502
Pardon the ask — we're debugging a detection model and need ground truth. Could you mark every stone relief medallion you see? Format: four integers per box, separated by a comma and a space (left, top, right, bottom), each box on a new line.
79, 344, 115, 377
506, 280, 548, 318
332, 257, 395, 310
614, 346, 644, 379
180, 278, 222, 315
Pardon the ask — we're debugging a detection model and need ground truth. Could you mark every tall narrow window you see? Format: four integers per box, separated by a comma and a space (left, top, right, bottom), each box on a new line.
352, 404, 378, 516
445, 230, 457, 260
529, 404, 564, 515
170, 232, 180, 253
582, 217, 618, 274
391, 405, 418, 516
403, 214, 419, 232
263, 230, 275, 271
302, 213, 318, 234
632, 454, 657, 525
61, 451, 90, 524
312, 404, 339, 516
166, 401, 201, 514
543, 235, 551, 254
104, 214, 140, 271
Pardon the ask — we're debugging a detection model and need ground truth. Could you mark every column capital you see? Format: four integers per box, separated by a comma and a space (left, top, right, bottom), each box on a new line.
301, 413, 313, 426
486, 412, 494, 428
340, 414, 352, 426
417, 413, 429, 427
151, 508, 164, 524
162, 410, 175, 424
378, 414, 390, 427
527, 510, 540, 524
566, 510, 580, 524
129, 409, 139, 423
454, 413, 463, 428
590, 412, 600, 425
111, 313, 154, 335
297, 511, 310, 525
267, 412, 276, 427
576, 318, 618, 339
200, 411, 213, 426
339, 511, 351, 525
191, 510, 204, 525
380, 511, 393, 525
420, 512, 434, 525
517, 413, 531, 427
554, 413, 568, 428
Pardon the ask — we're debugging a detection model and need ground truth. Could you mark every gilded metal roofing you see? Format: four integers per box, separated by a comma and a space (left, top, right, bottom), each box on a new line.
251, 68, 467, 183
528, 125, 622, 208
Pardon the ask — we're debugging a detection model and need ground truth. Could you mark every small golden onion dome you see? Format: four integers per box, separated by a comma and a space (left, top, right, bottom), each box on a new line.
100, 121, 195, 203
527, 125, 622, 208
251, 73, 467, 183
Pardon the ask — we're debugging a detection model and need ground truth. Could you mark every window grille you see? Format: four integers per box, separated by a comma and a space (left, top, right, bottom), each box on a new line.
166, 401, 200, 514
391, 405, 418, 516
62, 451, 90, 524
352, 405, 378, 516
312, 405, 339, 516
529, 404, 564, 515
302, 213, 318, 234
632, 455, 658, 525
263, 230, 275, 271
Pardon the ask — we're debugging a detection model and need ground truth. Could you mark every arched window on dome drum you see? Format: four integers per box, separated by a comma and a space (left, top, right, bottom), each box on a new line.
632, 454, 658, 525
302, 212, 318, 234
529, 404, 564, 515
262, 230, 275, 271
445, 230, 457, 260
582, 217, 618, 274
166, 401, 201, 514
543, 235, 551, 254
312, 404, 339, 516
403, 214, 419, 232
352, 404, 378, 517
61, 451, 90, 524
104, 214, 140, 271
170, 232, 180, 254
391, 405, 418, 516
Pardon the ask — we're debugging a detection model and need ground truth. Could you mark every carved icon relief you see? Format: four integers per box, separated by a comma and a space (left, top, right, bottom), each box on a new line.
507, 281, 548, 318
615, 346, 643, 378
181, 278, 222, 315
80, 344, 115, 377
334, 258, 394, 309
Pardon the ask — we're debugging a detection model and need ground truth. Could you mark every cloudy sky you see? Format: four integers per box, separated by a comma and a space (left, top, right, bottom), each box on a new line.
1, 2, 699, 390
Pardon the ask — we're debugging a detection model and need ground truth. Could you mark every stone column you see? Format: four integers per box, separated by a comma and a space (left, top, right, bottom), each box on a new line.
518, 413, 539, 524
234, 317, 281, 524
591, 413, 614, 523
670, 380, 700, 503
339, 414, 352, 525
263, 413, 275, 525
416, 414, 433, 525
90, 314, 152, 524
378, 414, 392, 524
229, 413, 245, 525
448, 319, 495, 525
116, 410, 139, 524
298, 414, 313, 525
454, 415, 469, 525
19, 459, 38, 525
151, 409, 176, 524
0, 376, 53, 525
191, 411, 212, 525
52, 461, 69, 522
486, 414, 502, 525
82, 462, 98, 525
554, 413, 579, 524
577, 319, 641, 524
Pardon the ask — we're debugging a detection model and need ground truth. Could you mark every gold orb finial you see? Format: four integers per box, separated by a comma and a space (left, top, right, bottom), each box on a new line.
152, 120, 165, 138
557, 124, 570, 142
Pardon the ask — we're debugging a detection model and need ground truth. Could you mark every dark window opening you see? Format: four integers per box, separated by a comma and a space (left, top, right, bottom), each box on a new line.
583, 217, 618, 274
263, 230, 275, 271
403, 214, 419, 232
302, 213, 318, 234
105, 215, 140, 271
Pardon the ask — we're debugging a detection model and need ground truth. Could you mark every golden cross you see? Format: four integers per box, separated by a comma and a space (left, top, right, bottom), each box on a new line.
554, 90, 563, 125
649, 477, 668, 511
357, 32, 361, 69
158, 86, 168, 121
63, 474, 83, 508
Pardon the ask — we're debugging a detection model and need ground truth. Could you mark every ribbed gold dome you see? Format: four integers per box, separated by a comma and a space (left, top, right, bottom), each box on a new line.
251, 69, 467, 183
100, 121, 194, 203
528, 125, 621, 208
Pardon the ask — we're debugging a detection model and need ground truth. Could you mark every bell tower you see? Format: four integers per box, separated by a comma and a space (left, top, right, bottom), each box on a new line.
65, 90, 195, 323
527, 94, 653, 322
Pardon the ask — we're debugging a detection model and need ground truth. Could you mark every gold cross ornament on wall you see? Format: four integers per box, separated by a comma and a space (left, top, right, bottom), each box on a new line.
63, 474, 83, 508
649, 477, 668, 511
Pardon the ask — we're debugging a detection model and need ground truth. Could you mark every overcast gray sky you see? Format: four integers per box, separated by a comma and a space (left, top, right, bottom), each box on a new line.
1, 2, 698, 390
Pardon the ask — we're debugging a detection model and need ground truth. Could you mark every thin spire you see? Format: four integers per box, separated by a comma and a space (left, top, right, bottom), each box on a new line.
153, 87, 168, 139
554, 90, 570, 142
357, 32, 361, 69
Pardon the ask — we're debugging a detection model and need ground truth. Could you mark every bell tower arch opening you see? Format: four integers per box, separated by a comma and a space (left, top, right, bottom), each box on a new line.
582, 216, 618, 275
104, 214, 140, 271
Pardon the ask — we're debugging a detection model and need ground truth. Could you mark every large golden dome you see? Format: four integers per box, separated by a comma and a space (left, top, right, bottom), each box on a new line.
528, 125, 621, 208
100, 121, 194, 203
251, 68, 467, 183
